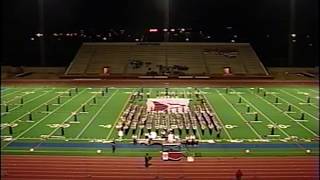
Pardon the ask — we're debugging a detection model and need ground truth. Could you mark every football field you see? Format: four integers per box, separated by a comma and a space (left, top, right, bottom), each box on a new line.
1, 86, 319, 156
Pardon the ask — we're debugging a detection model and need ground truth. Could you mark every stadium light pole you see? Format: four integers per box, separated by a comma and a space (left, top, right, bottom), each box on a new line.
38, 0, 46, 66
164, 0, 170, 42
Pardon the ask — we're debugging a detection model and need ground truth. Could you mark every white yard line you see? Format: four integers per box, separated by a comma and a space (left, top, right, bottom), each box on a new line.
294, 89, 318, 98
195, 124, 203, 141
137, 88, 152, 139
183, 88, 187, 97
247, 90, 318, 137
231, 89, 291, 138
149, 88, 152, 95
1, 88, 58, 129
217, 89, 263, 139
2, 88, 41, 104
75, 90, 118, 139
269, 93, 318, 120
106, 89, 135, 140
189, 88, 203, 140
0, 87, 9, 92
136, 128, 143, 139
203, 91, 233, 140
279, 89, 319, 109
4, 88, 56, 111
46, 93, 97, 138
1, 88, 26, 98
1, 89, 87, 150
308, 89, 319, 93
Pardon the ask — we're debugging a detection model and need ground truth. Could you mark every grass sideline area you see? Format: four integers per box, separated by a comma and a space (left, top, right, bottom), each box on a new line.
1, 86, 319, 156
2, 148, 318, 157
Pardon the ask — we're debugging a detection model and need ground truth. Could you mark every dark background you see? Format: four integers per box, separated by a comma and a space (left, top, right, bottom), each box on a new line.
1, 0, 318, 67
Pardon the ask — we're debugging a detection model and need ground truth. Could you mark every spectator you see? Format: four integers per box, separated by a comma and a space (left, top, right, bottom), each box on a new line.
145, 153, 152, 168
111, 141, 116, 153
235, 169, 243, 180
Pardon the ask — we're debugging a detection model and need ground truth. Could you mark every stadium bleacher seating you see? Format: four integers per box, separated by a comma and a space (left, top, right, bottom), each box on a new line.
64, 42, 270, 78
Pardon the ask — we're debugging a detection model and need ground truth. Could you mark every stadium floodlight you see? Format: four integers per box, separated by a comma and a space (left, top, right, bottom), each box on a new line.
135, 38, 140, 42
233, 34, 238, 38
102, 37, 107, 41
29, 148, 34, 152
180, 28, 185, 32
185, 38, 189, 42
231, 39, 235, 43
291, 33, 296, 38
30, 37, 35, 41
163, 28, 168, 32
170, 28, 175, 32
306, 149, 311, 153
149, 29, 158, 32
245, 149, 250, 153
35, 33, 43, 37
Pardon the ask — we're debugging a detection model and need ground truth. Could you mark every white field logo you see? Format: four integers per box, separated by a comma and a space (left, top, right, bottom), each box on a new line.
146, 98, 190, 113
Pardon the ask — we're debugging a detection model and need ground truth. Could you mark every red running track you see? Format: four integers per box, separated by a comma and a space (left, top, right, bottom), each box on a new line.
1, 155, 319, 180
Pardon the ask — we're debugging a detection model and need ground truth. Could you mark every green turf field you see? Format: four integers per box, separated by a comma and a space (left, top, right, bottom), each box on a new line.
1, 86, 319, 156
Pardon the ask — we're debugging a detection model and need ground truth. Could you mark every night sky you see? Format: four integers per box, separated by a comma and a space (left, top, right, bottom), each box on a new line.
1, 0, 318, 67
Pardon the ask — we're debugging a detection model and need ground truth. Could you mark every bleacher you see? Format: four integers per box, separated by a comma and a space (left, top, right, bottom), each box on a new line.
64, 42, 270, 79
